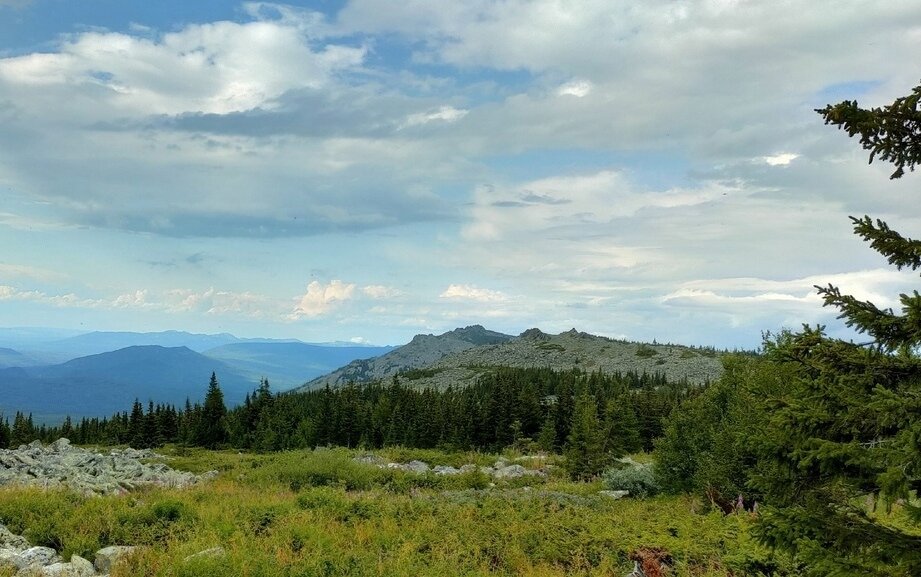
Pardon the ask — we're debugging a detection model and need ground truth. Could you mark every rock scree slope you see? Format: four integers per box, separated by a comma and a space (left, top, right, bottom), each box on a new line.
300, 326, 724, 390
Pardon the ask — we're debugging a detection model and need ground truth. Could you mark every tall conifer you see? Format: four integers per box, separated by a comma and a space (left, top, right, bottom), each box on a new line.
754, 82, 921, 576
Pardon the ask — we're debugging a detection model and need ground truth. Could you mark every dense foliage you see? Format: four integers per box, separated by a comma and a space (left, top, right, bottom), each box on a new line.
1, 368, 691, 479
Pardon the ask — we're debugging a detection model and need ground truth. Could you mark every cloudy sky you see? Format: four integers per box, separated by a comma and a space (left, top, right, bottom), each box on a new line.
0, 0, 918, 347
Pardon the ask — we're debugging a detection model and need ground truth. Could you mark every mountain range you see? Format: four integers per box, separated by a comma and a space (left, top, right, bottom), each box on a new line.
0, 329, 393, 421
0, 325, 727, 423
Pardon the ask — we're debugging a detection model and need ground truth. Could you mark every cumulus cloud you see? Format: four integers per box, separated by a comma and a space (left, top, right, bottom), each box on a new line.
292, 280, 356, 318
440, 284, 507, 302
557, 80, 592, 98
761, 153, 799, 166
362, 285, 403, 299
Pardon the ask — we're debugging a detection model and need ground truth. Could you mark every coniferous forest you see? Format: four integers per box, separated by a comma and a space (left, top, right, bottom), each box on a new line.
1, 368, 688, 465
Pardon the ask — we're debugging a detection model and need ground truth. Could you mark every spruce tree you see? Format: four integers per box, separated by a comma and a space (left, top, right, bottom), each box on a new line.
195, 372, 228, 448
753, 82, 921, 576
564, 394, 606, 480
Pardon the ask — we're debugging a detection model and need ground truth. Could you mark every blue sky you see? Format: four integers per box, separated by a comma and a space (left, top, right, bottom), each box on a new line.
0, 0, 919, 347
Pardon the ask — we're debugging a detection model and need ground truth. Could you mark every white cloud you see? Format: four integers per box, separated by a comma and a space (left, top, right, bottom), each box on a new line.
463, 170, 739, 242
292, 280, 356, 318
0, 16, 364, 116
440, 284, 507, 302
761, 153, 799, 166
404, 105, 469, 126
557, 80, 592, 97
362, 285, 403, 299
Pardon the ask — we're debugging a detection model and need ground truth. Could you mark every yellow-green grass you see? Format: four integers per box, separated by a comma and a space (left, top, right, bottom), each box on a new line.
0, 448, 787, 576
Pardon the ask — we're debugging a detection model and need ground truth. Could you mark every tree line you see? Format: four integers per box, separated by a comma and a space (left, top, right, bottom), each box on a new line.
1, 367, 693, 473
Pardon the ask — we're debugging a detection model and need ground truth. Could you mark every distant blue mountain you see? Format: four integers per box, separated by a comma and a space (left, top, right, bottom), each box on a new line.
9, 329, 304, 365
202, 342, 395, 389
0, 347, 36, 368
0, 345, 257, 420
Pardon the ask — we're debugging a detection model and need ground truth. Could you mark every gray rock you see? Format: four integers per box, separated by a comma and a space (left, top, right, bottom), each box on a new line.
0, 550, 19, 571
432, 465, 460, 476
48, 439, 71, 453
184, 546, 226, 562
14, 547, 60, 569
494, 464, 528, 479
403, 460, 430, 474
40, 555, 95, 577
599, 490, 630, 500
0, 440, 209, 495
94, 545, 137, 573
0, 524, 30, 551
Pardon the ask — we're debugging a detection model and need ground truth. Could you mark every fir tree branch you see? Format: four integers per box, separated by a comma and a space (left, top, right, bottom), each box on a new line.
851, 216, 921, 272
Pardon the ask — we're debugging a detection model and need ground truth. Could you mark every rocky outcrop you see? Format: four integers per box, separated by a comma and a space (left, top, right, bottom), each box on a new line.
303, 326, 724, 391
0, 524, 135, 577
355, 456, 549, 480
0, 439, 216, 495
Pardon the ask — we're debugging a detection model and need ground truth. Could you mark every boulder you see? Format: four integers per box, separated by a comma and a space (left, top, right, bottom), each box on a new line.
14, 547, 60, 569
40, 555, 95, 577
403, 460, 430, 474
93, 545, 137, 573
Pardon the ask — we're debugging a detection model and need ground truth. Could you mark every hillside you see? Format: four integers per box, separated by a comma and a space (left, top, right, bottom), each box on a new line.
0, 347, 35, 368
301, 326, 723, 390
0, 345, 256, 419
202, 341, 394, 389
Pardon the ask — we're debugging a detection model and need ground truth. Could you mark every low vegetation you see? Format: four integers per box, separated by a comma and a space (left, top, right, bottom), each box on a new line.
0, 447, 791, 577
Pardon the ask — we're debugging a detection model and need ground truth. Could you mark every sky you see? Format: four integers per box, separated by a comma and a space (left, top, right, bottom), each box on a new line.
0, 0, 919, 348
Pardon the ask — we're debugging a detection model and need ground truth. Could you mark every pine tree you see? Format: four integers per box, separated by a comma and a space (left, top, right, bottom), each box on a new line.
564, 394, 606, 480
128, 399, 145, 448
753, 82, 921, 576
195, 372, 228, 448
602, 398, 642, 457
536, 412, 557, 453
0, 416, 10, 449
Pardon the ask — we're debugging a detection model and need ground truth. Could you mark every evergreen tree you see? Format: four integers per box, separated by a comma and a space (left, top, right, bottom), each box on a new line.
128, 399, 145, 448
564, 394, 606, 480
0, 416, 10, 449
536, 412, 557, 453
753, 82, 921, 576
10, 412, 33, 446
195, 372, 228, 448
602, 397, 642, 457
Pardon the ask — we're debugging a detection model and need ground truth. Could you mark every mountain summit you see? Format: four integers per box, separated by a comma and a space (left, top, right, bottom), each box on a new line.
300, 326, 723, 390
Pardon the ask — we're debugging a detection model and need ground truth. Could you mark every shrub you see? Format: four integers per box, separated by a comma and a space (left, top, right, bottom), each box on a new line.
635, 345, 658, 358
602, 463, 660, 498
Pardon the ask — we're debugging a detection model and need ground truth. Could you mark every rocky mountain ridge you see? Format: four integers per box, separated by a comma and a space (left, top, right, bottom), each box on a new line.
301, 325, 725, 390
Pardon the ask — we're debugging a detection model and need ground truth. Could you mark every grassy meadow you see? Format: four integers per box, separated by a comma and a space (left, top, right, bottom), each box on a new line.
0, 446, 792, 577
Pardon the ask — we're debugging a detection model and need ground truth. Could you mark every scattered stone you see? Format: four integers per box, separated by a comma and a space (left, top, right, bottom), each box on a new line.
184, 546, 226, 562
41, 555, 95, 577
599, 490, 629, 500
0, 524, 29, 551
404, 460, 430, 474
93, 545, 137, 573
0, 439, 210, 495
14, 546, 61, 569
354, 455, 548, 480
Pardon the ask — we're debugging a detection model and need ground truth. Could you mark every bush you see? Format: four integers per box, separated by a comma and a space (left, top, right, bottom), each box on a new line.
602, 463, 660, 498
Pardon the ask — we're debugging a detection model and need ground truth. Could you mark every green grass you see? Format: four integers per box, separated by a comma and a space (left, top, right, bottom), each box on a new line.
0, 447, 793, 576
